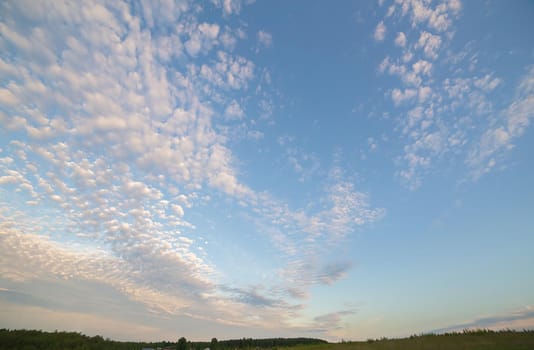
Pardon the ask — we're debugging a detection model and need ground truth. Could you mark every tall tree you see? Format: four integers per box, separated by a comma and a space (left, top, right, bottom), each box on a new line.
178, 337, 187, 350
211, 337, 218, 350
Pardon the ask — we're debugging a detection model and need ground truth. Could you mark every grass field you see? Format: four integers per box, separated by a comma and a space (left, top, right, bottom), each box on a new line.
289, 330, 534, 350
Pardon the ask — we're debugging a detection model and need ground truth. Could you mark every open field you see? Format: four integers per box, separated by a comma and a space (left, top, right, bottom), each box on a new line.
1, 329, 533, 350
290, 330, 534, 350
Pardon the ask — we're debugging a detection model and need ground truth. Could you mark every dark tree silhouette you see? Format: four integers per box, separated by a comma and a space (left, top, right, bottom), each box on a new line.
178, 337, 188, 350
211, 337, 218, 350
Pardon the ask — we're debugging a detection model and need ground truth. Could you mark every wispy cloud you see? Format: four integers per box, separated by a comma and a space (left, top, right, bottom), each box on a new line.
466, 65, 534, 179
434, 305, 534, 333
220, 285, 286, 308
257, 30, 273, 49
313, 309, 357, 331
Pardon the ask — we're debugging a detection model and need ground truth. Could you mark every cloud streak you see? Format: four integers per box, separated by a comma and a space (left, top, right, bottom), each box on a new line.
434, 305, 534, 333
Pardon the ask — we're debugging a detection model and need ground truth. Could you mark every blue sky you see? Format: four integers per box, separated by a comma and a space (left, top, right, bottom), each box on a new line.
0, 0, 533, 342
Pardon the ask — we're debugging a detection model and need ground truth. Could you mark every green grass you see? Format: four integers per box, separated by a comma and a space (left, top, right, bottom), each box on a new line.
288, 330, 534, 350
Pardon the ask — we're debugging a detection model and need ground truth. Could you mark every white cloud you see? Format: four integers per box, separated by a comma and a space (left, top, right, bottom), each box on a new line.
376, 18, 464, 190
402, 50, 414, 63
200, 51, 255, 90
474, 74, 501, 91
398, 0, 461, 32
257, 30, 273, 48
312, 309, 356, 332
0, 88, 20, 105
412, 59, 432, 75
224, 0, 242, 15
199, 23, 220, 40
395, 32, 407, 47
281, 144, 321, 182
391, 88, 417, 105
280, 260, 353, 292
224, 99, 245, 120
0, 227, 283, 330
379, 57, 434, 88
374, 21, 386, 41
386, 5, 396, 17
247, 130, 264, 140
240, 166, 385, 298
185, 23, 220, 57
467, 66, 534, 179
368, 137, 378, 151
418, 86, 432, 102
219, 28, 238, 50
185, 37, 202, 56
211, 0, 248, 16
416, 31, 442, 59
378, 56, 391, 73
374, 2, 470, 189
0, 22, 31, 51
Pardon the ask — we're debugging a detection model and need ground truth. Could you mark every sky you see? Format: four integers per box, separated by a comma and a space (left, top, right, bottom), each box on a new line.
0, 0, 533, 342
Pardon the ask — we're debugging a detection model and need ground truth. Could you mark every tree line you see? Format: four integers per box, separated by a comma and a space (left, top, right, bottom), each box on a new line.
186, 336, 327, 350
0, 329, 327, 350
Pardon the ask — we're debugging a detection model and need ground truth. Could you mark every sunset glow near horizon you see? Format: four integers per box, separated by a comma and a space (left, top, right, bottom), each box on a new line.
1, 0, 534, 342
